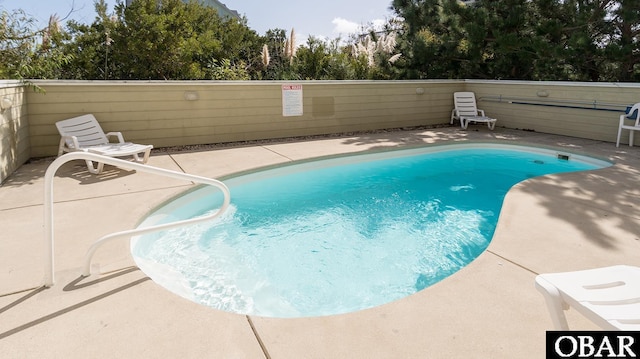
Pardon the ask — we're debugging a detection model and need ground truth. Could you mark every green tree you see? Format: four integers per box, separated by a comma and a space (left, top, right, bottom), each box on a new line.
394, 0, 543, 79
0, 8, 71, 80
465, 0, 539, 79
530, 0, 638, 81
60, 0, 261, 80
392, 0, 637, 81
325, 38, 368, 80
294, 36, 330, 79
603, 0, 640, 81
527, 0, 573, 80
544, 0, 610, 81
112, 0, 222, 79
350, 30, 403, 79
60, 0, 115, 79
391, 0, 469, 79
260, 28, 300, 80
0, 9, 37, 79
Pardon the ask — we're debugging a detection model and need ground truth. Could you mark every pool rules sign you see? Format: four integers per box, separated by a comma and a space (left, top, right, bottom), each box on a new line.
282, 84, 303, 117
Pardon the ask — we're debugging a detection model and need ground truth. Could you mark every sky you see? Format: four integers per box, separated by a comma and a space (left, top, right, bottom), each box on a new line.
0, 0, 397, 43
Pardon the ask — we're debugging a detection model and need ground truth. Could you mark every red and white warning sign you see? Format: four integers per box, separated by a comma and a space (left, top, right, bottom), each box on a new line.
282, 84, 303, 117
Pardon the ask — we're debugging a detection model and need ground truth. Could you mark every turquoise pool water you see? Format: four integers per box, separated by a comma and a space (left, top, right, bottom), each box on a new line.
131, 144, 610, 318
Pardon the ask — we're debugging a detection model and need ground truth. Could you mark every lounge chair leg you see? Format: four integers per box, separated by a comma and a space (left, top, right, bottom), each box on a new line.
535, 277, 570, 330
85, 160, 104, 174
133, 149, 151, 164
57, 138, 67, 157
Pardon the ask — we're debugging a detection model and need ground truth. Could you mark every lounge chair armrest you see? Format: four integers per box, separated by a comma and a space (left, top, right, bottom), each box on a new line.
59, 135, 81, 153
105, 132, 125, 143
477, 109, 486, 116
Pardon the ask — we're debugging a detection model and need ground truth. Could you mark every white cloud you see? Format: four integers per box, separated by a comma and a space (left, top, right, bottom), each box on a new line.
371, 19, 386, 31
332, 17, 388, 37
294, 31, 310, 47
331, 17, 360, 35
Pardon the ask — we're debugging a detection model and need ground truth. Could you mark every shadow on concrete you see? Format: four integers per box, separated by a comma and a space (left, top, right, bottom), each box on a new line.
0, 276, 150, 340
517, 164, 640, 249
0, 158, 138, 188
63, 267, 141, 291
60, 163, 138, 185
0, 287, 47, 316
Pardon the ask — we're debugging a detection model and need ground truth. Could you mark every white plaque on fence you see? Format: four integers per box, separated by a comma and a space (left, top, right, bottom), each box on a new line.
282, 84, 303, 117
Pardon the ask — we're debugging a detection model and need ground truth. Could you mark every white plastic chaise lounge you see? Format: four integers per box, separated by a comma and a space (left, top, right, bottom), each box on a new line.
616, 102, 640, 147
56, 114, 153, 174
535, 265, 640, 330
450, 92, 497, 130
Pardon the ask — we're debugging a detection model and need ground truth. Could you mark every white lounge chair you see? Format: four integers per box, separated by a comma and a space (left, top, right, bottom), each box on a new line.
616, 102, 640, 147
535, 265, 640, 330
56, 114, 153, 174
450, 92, 497, 130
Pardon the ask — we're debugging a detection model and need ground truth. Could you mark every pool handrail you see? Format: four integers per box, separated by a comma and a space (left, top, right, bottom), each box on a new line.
44, 152, 231, 287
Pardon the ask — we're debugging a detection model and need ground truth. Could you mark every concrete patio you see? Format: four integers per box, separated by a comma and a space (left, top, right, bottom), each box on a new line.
1, 126, 639, 358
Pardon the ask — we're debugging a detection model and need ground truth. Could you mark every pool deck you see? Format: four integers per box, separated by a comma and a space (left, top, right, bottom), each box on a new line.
1, 127, 639, 358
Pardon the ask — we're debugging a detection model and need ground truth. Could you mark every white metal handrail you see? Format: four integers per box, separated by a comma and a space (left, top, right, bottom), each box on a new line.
44, 152, 231, 287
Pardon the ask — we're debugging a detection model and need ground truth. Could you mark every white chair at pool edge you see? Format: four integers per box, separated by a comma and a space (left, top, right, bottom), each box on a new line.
56, 114, 153, 174
450, 92, 497, 130
535, 265, 640, 330
616, 102, 640, 147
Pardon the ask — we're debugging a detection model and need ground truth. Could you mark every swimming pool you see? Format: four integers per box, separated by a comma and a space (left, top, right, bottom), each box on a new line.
131, 143, 610, 318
